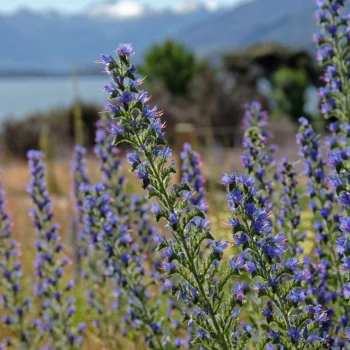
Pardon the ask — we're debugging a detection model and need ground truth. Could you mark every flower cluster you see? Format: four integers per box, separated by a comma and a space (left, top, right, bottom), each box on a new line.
276, 158, 304, 254
94, 119, 126, 206
297, 118, 339, 259
72, 145, 90, 224
315, 0, 350, 128
328, 146, 350, 295
180, 142, 207, 211
82, 182, 173, 349
71, 145, 90, 277
72, 117, 184, 348
79, 181, 121, 348
296, 118, 348, 342
223, 172, 326, 348
0, 182, 32, 348
241, 102, 276, 211
315, 1, 350, 317
27, 150, 84, 348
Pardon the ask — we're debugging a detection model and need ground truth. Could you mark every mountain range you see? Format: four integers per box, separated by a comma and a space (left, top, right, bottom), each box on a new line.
0, 0, 318, 74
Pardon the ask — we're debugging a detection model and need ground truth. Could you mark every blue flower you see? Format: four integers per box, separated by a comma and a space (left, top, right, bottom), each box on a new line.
163, 279, 175, 291
262, 308, 273, 322
287, 328, 301, 342
115, 43, 135, 57
99, 54, 115, 64
244, 202, 255, 215
229, 255, 245, 271
163, 247, 174, 260
135, 165, 149, 180
168, 213, 178, 225
282, 258, 298, 271
287, 289, 306, 304
228, 189, 243, 204
233, 233, 249, 246
104, 102, 121, 114
317, 45, 334, 61
151, 203, 161, 215
181, 143, 206, 210
244, 261, 257, 274
238, 174, 255, 188
344, 283, 350, 299
340, 217, 350, 233
227, 218, 240, 228
107, 123, 125, 137
126, 151, 141, 166
222, 172, 236, 186
163, 262, 176, 272
232, 282, 245, 301
212, 241, 228, 256
328, 149, 344, 166
197, 328, 210, 340
28, 150, 80, 345
260, 240, 284, 260
118, 91, 135, 105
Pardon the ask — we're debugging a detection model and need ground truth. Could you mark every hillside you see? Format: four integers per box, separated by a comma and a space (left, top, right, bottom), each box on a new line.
0, 0, 319, 73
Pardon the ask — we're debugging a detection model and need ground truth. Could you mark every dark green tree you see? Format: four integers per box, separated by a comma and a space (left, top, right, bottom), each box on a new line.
143, 39, 196, 96
272, 66, 309, 122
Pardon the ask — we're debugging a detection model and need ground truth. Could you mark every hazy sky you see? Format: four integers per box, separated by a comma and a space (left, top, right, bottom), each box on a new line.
0, 0, 248, 13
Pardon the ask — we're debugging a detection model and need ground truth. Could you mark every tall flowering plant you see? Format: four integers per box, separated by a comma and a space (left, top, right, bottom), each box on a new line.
0, 183, 33, 348
296, 118, 340, 274
275, 158, 303, 255
328, 148, 350, 294
315, 0, 350, 332
94, 119, 127, 212
222, 172, 326, 349
241, 102, 276, 211
180, 143, 207, 211
315, 0, 350, 256
315, 0, 350, 129
98, 44, 245, 349
72, 146, 90, 226
27, 150, 84, 348
80, 182, 123, 348
82, 182, 176, 349
72, 118, 185, 348
71, 145, 90, 278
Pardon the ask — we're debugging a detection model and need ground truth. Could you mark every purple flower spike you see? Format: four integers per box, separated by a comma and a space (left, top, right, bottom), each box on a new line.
27, 150, 81, 347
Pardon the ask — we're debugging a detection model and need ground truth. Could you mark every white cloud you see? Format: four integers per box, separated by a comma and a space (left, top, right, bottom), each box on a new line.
172, 0, 223, 14
204, 0, 219, 12
88, 0, 144, 19
172, 0, 200, 14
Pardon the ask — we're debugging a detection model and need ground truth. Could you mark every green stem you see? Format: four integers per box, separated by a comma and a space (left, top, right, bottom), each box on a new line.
137, 138, 230, 350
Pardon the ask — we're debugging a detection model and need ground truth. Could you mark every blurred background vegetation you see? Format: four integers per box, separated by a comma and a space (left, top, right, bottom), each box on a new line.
0, 0, 326, 161
0, 40, 323, 159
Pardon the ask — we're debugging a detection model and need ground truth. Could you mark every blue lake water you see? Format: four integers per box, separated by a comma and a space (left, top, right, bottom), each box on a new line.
0, 76, 320, 125
0, 76, 107, 122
